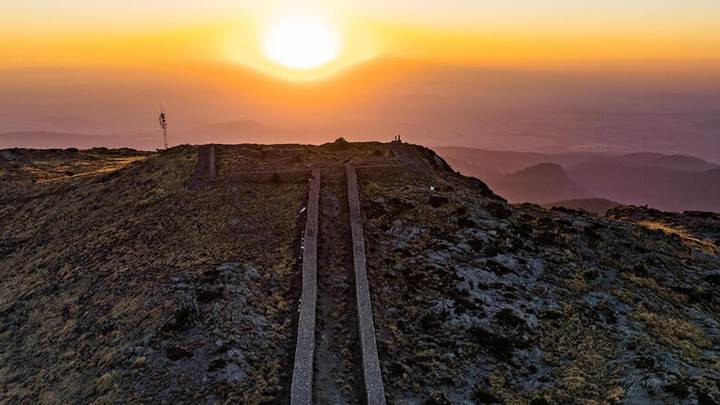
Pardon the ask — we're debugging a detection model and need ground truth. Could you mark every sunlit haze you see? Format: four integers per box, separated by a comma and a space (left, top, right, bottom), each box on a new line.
1, 0, 719, 159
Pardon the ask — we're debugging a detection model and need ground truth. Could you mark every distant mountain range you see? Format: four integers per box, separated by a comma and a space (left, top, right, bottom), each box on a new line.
0, 131, 118, 149
493, 163, 582, 203
578, 152, 719, 172
0, 130, 177, 150
0, 122, 302, 151
437, 147, 720, 212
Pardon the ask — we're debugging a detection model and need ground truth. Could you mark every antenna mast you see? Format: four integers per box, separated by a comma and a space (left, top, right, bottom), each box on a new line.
159, 110, 168, 149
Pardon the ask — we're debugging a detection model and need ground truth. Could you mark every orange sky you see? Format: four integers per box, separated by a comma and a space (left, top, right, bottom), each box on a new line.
3, 1, 720, 80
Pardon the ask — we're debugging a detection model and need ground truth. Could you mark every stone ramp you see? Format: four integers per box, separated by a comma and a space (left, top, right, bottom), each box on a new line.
291, 170, 321, 404
290, 166, 386, 404
346, 165, 386, 405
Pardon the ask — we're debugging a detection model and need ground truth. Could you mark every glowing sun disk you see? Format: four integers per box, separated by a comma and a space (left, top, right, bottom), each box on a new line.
261, 13, 342, 70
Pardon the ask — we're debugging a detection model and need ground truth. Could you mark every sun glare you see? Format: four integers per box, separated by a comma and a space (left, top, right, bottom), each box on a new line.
261, 13, 342, 70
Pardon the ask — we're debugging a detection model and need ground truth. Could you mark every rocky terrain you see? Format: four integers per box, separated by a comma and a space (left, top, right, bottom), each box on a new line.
1, 142, 719, 404
360, 150, 720, 403
1, 146, 307, 403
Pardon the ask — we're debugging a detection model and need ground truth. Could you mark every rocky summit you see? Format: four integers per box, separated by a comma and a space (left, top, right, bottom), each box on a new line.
1, 142, 719, 404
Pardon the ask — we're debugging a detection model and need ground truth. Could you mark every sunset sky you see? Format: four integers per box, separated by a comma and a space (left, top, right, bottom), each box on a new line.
2, 1, 720, 159
4, 1, 720, 79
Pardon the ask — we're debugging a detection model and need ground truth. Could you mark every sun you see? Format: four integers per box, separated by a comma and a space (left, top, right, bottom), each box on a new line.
261, 13, 342, 70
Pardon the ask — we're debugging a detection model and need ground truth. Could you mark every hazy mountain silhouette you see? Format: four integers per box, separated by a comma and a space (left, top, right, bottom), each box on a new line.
435, 147, 602, 183
0, 131, 112, 149
0, 131, 162, 150
581, 152, 718, 172
437, 147, 720, 212
569, 163, 720, 212
653, 154, 718, 172
493, 163, 583, 204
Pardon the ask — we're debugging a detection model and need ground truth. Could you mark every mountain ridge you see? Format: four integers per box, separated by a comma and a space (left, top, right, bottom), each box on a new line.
437, 146, 720, 212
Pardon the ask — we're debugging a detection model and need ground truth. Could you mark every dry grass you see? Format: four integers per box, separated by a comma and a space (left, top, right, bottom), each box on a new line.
34, 156, 147, 183
633, 309, 712, 358
620, 273, 688, 304
0, 148, 149, 183
637, 220, 718, 254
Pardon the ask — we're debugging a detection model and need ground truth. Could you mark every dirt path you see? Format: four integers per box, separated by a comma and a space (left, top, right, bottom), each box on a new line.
314, 169, 363, 404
